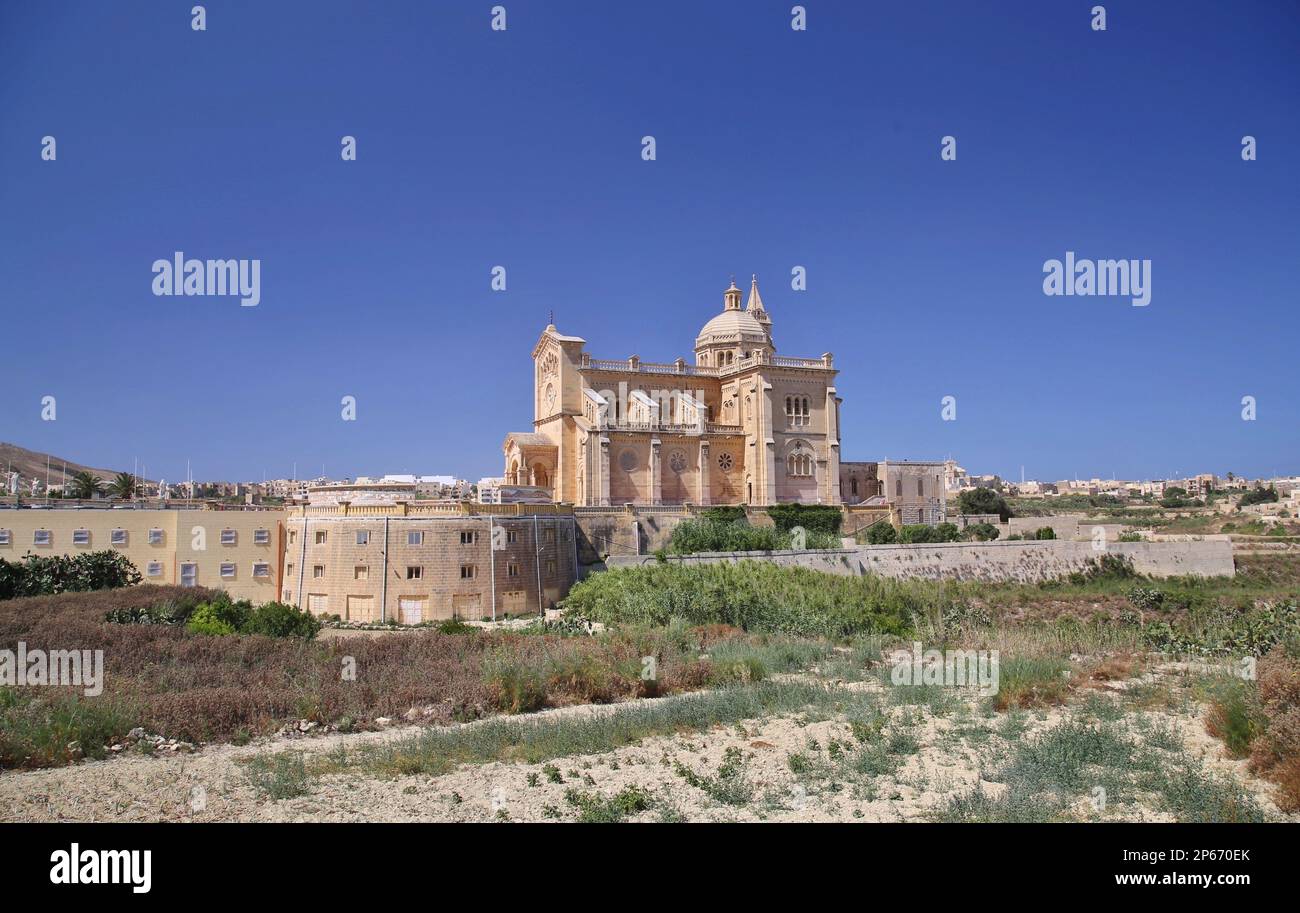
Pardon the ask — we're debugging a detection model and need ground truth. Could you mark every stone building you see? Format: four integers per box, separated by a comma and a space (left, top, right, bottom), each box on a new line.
504, 276, 845, 507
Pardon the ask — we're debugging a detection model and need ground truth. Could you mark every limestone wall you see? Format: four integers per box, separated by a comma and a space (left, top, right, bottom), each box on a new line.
607, 539, 1234, 582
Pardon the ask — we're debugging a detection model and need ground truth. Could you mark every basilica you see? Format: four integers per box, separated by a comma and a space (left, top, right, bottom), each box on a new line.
503, 276, 854, 507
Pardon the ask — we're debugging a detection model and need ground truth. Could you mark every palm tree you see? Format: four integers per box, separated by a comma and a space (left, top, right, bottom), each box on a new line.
110, 471, 137, 500
68, 471, 104, 500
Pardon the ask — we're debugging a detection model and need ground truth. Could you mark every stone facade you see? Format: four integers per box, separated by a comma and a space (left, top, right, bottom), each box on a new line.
505, 277, 846, 507
283, 508, 576, 622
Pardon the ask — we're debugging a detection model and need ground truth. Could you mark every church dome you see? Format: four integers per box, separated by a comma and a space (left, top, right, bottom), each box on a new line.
695, 308, 768, 347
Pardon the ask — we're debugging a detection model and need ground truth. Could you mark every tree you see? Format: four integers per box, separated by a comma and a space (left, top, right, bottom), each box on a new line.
958, 487, 1012, 522
68, 471, 104, 500
110, 471, 137, 500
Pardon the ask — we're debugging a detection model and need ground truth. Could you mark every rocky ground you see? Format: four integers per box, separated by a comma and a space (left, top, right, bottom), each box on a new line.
2, 664, 1293, 823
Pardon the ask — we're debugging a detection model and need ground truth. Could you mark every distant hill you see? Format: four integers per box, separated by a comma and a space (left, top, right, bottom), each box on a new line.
0, 441, 127, 486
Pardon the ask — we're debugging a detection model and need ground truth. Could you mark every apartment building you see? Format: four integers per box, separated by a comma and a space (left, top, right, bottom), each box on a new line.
282, 504, 577, 622
0, 509, 281, 601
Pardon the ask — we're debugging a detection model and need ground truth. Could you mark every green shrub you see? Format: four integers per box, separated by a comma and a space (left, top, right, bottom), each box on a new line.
767, 504, 843, 535
0, 551, 142, 601
1035, 527, 1057, 540
958, 488, 1012, 521
246, 601, 322, 640
965, 522, 1000, 541
561, 561, 937, 639
863, 521, 897, 544
186, 603, 237, 636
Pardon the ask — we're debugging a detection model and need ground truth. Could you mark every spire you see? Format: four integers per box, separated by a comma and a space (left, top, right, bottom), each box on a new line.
746, 274, 765, 313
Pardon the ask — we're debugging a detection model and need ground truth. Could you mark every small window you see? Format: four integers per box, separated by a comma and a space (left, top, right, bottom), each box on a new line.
407, 531, 424, 546
288, 530, 297, 544
72, 529, 90, 545
544, 529, 556, 543
406, 566, 422, 580
460, 564, 477, 580
286, 563, 294, 576
460, 531, 477, 545
354, 565, 368, 580
315, 530, 327, 545
252, 562, 270, 578
110, 529, 127, 546
507, 529, 518, 544
148, 528, 164, 545
283, 589, 292, 601
563, 528, 571, 541
220, 529, 237, 546
917, 479, 924, 497
34, 529, 52, 546
507, 562, 519, 577
180, 563, 198, 587
146, 561, 163, 577
0, 529, 10, 545
253, 528, 270, 545
313, 565, 325, 578
356, 530, 370, 546
546, 559, 557, 575
220, 563, 236, 579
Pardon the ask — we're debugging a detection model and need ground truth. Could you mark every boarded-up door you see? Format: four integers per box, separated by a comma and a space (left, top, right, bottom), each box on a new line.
399, 598, 425, 625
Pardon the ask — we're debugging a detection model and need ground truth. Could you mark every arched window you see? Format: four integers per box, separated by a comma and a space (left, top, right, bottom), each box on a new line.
851, 477, 859, 497
896, 479, 903, 498
917, 479, 924, 497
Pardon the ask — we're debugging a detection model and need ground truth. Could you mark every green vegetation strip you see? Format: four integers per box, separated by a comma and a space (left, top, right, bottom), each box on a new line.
307, 680, 869, 780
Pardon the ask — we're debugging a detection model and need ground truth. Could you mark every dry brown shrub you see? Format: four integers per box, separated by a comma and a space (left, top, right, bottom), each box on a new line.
1249, 646, 1300, 811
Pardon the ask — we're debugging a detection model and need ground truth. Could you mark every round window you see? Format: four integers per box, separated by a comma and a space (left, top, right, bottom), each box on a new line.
619, 449, 638, 472
669, 450, 687, 473
717, 452, 734, 471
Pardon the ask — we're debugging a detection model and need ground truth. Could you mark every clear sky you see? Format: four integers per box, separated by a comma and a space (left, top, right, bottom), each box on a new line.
2, 0, 1297, 485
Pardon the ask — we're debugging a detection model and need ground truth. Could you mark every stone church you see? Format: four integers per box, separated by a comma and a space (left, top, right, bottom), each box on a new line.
504, 276, 858, 507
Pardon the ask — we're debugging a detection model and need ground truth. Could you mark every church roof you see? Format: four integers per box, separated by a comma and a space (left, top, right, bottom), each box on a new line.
695, 307, 768, 346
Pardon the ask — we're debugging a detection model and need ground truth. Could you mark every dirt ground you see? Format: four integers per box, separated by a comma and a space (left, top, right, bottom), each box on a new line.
2, 667, 1292, 823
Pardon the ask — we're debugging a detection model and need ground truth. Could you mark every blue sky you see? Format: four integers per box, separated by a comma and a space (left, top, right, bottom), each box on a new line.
1, 0, 1297, 484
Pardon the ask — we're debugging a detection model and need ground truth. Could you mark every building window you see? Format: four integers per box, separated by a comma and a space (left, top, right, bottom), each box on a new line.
896, 479, 903, 498
72, 529, 90, 545
221, 529, 237, 546
460, 564, 477, 579
253, 562, 270, 578
460, 530, 477, 545
544, 528, 555, 543
787, 450, 814, 478
253, 528, 270, 545
286, 563, 294, 576
406, 566, 422, 580
288, 530, 297, 544
34, 530, 52, 546
148, 528, 164, 545
283, 589, 292, 601
407, 531, 424, 546
507, 562, 519, 577
313, 565, 325, 579
314, 530, 327, 545
0, 529, 10, 546
546, 559, 557, 575
356, 530, 370, 545
110, 528, 128, 546
507, 529, 518, 544
785, 395, 810, 427
180, 563, 198, 587
220, 563, 236, 579
146, 561, 163, 577
917, 479, 924, 497
354, 565, 368, 580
